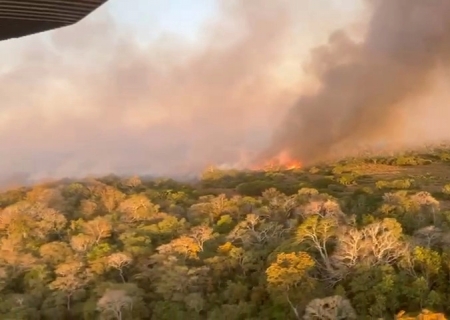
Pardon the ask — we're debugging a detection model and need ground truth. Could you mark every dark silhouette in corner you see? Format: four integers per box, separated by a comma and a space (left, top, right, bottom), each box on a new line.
0, 0, 108, 41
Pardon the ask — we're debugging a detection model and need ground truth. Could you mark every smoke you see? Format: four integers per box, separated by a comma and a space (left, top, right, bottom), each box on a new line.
267, 0, 450, 165
3, 0, 449, 186
0, 0, 309, 183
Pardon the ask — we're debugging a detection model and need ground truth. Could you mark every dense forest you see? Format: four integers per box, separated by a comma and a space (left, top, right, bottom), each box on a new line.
4, 146, 450, 319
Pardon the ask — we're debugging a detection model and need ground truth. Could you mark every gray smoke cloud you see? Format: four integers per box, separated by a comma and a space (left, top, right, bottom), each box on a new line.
2, 0, 450, 188
267, 0, 450, 165
0, 0, 308, 185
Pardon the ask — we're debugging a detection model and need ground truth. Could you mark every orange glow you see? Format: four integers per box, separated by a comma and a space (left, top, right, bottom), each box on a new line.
251, 150, 302, 171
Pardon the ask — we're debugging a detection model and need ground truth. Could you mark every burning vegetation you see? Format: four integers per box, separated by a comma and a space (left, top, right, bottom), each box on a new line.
250, 150, 302, 172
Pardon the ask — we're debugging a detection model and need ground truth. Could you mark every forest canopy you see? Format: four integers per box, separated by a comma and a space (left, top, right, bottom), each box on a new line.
2, 146, 450, 319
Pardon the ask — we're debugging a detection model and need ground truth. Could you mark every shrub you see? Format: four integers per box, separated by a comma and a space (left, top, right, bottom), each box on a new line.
337, 174, 356, 186
376, 179, 414, 190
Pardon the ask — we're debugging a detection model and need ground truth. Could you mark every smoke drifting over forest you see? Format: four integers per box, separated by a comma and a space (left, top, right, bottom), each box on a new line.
267, 0, 450, 165
0, 0, 300, 184
1, 0, 450, 186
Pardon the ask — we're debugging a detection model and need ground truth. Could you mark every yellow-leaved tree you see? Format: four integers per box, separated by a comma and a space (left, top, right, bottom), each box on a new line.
266, 251, 315, 319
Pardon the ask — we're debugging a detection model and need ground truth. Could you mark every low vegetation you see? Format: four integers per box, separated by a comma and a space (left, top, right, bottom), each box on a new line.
2, 146, 450, 319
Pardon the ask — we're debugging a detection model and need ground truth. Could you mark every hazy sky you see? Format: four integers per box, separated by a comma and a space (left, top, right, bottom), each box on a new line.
109, 0, 220, 43
5, 0, 448, 184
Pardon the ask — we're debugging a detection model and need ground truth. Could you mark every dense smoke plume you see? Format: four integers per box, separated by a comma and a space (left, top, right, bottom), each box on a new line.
2, 0, 450, 187
267, 0, 450, 165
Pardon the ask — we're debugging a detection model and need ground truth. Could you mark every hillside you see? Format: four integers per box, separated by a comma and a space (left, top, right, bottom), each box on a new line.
2, 146, 450, 319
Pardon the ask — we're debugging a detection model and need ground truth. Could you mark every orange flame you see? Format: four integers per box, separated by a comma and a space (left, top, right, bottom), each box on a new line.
251, 150, 302, 171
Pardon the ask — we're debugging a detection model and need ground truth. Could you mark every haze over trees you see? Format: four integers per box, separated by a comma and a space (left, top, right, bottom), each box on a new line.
2, 146, 450, 319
